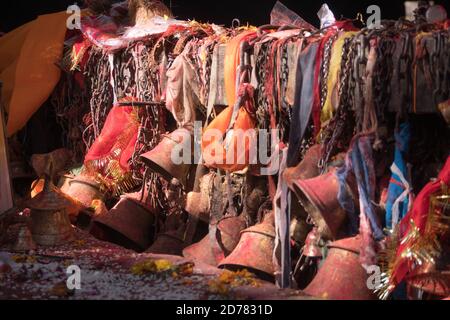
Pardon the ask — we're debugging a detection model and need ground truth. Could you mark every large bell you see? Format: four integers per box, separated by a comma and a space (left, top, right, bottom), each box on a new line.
146, 227, 185, 256
92, 196, 157, 252
304, 236, 377, 300
64, 174, 104, 208
289, 168, 349, 240
218, 213, 276, 281
283, 144, 322, 187
182, 215, 247, 266
26, 177, 77, 246
140, 128, 193, 187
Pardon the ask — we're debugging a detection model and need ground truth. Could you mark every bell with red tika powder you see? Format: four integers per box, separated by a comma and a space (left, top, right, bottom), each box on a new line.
182, 215, 247, 266
283, 144, 322, 188
140, 128, 194, 188
304, 236, 377, 300
289, 168, 350, 240
218, 212, 276, 281
183, 233, 222, 266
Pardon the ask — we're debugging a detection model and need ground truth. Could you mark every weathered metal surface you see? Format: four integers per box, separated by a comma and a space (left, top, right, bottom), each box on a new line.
65, 175, 104, 208
290, 168, 348, 240
304, 236, 377, 300
218, 215, 276, 279
93, 196, 157, 252
140, 128, 193, 187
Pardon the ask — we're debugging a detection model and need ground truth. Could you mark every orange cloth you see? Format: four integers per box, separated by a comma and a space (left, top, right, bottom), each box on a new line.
0, 11, 68, 136
224, 30, 256, 107
202, 84, 256, 172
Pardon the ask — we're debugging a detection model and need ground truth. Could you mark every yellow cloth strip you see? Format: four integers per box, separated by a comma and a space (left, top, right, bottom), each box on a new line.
0, 11, 68, 137
320, 31, 357, 124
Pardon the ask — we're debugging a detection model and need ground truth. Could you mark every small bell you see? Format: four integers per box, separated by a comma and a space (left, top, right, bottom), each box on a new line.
182, 215, 248, 266
13, 225, 37, 252
26, 175, 77, 246
283, 144, 322, 188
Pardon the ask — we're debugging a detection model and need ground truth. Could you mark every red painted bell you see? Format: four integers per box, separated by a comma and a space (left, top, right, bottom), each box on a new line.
289, 168, 349, 240
92, 196, 157, 252
183, 232, 228, 266
218, 213, 276, 280
283, 144, 322, 188
182, 215, 247, 266
140, 128, 193, 187
304, 236, 377, 300
216, 215, 248, 255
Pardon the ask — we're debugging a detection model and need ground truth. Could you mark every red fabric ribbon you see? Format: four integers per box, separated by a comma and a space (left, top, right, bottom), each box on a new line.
389, 156, 450, 291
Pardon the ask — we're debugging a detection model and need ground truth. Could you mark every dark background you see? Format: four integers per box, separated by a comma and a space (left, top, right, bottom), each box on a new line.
1, 0, 449, 33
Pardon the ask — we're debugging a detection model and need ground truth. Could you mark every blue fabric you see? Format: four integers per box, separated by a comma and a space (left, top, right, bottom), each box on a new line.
385, 122, 411, 229
287, 42, 319, 167
336, 135, 384, 240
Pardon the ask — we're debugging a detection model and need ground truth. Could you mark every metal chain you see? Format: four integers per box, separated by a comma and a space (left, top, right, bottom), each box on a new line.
319, 36, 358, 172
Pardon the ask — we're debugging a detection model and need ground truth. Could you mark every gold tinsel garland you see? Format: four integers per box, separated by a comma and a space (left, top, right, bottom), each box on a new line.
82, 108, 141, 197
376, 185, 450, 299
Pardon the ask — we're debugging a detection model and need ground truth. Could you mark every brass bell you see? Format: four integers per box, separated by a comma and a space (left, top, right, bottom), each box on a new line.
140, 128, 194, 187
13, 225, 37, 252
92, 195, 157, 252
26, 177, 77, 246
303, 236, 377, 300
218, 212, 276, 280
290, 215, 312, 247
289, 168, 350, 240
